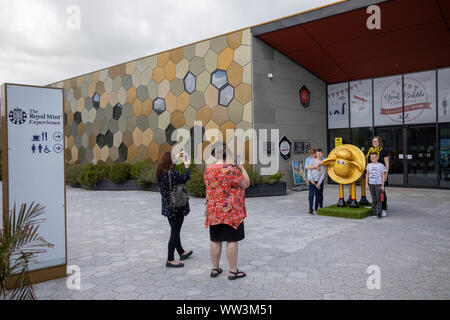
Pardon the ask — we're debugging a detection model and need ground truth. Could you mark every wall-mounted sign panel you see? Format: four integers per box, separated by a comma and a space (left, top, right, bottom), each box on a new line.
279, 136, 292, 160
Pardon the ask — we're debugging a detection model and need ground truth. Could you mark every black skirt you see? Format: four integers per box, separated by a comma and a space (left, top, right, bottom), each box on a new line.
210, 222, 245, 242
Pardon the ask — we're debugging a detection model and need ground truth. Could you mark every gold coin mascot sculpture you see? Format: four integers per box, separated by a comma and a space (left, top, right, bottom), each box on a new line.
321, 144, 366, 208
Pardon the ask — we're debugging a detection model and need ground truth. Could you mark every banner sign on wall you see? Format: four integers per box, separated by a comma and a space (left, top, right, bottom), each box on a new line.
350, 79, 373, 128
438, 68, 450, 123
327, 82, 349, 129
402, 70, 436, 124
374, 71, 436, 125
374, 75, 402, 126
2, 84, 66, 282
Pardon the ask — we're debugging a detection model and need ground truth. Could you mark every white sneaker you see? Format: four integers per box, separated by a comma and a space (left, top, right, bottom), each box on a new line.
382, 210, 387, 217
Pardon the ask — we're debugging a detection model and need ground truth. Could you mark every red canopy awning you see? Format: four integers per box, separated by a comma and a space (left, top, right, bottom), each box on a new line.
254, 0, 450, 84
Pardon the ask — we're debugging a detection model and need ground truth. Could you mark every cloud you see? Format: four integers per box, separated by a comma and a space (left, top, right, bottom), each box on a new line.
0, 0, 337, 86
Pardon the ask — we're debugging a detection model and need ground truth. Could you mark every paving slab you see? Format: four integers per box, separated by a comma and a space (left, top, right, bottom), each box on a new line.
1, 184, 449, 300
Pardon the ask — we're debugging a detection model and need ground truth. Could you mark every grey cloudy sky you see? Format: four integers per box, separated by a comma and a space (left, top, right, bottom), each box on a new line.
0, 0, 337, 86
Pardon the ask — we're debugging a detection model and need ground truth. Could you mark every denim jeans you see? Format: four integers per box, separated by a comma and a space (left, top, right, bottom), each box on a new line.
309, 181, 324, 211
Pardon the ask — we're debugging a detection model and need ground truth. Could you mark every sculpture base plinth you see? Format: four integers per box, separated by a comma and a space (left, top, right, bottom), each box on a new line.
317, 204, 371, 219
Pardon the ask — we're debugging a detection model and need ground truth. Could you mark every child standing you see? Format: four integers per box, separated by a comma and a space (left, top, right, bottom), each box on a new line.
365, 152, 387, 219
307, 149, 326, 214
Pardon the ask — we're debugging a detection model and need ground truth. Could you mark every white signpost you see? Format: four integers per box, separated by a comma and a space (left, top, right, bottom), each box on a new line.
1, 83, 67, 284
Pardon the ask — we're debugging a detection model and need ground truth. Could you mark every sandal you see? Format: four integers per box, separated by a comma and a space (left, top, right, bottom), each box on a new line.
210, 267, 223, 277
228, 269, 246, 280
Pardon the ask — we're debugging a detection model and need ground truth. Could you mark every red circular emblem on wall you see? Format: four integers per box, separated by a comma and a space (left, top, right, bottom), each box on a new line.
299, 85, 311, 108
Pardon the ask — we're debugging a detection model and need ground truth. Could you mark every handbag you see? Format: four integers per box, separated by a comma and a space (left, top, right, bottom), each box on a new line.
168, 170, 189, 210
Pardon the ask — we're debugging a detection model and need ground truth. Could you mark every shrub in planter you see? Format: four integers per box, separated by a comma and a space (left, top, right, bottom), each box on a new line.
172, 163, 205, 197
109, 163, 132, 184
66, 164, 83, 185
131, 160, 150, 179
186, 169, 206, 197
262, 172, 283, 184
246, 167, 264, 186
173, 162, 197, 174
96, 160, 111, 180
78, 163, 101, 188
137, 162, 157, 187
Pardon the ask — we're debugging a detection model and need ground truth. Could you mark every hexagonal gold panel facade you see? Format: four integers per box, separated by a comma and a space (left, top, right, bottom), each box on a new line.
53, 29, 253, 164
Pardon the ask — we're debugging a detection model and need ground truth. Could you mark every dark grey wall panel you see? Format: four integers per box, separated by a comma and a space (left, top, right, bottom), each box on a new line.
252, 36, 327, 187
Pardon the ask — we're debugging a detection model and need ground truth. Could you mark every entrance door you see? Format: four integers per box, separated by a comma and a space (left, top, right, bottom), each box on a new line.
375, 126, 405, 185
406, 125, 438, 187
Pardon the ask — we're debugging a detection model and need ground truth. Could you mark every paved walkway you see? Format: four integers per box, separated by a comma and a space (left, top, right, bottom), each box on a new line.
4, 184, 450, 299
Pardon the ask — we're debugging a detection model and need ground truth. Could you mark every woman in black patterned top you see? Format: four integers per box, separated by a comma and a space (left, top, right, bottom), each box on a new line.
157, 151, 192, 268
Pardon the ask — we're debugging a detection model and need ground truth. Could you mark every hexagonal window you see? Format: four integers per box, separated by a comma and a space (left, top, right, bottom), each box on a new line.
165, 124, 177, 146
113, 103, 122, 120
153, 98, 166, 115
105, 130, 114, 148
74, 111, 82, 124
96, 134, 105, 148
183, 72, 196, 94
119, 143, 128, 162
211, 69, 227, 89
92, 92, 100, 110
219, 84, 234, 107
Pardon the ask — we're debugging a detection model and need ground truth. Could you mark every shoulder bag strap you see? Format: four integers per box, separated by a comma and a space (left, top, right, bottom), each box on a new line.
168, 169, 173, 191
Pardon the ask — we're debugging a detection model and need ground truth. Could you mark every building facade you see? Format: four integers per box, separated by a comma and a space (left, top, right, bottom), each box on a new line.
49, 0, 450, 188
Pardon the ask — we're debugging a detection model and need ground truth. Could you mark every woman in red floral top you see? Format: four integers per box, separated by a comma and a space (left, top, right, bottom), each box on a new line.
204, 144, 250, 280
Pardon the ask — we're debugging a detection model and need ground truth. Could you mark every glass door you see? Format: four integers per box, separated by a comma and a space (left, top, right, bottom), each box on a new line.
375, 126, 404, 185
439, 123, 450, 188
406, 125, 438, 187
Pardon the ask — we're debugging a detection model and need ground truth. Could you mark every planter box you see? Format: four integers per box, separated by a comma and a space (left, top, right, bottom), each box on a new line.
245, 182, 287, 197
70, 180, 285, 197
76, 179, 160, 192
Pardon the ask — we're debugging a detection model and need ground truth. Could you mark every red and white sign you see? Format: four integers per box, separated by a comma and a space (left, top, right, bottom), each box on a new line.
375, 71, 436, 125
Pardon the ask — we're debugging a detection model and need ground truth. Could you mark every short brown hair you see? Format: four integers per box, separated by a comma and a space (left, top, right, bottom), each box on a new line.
309, 148, 316, 156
